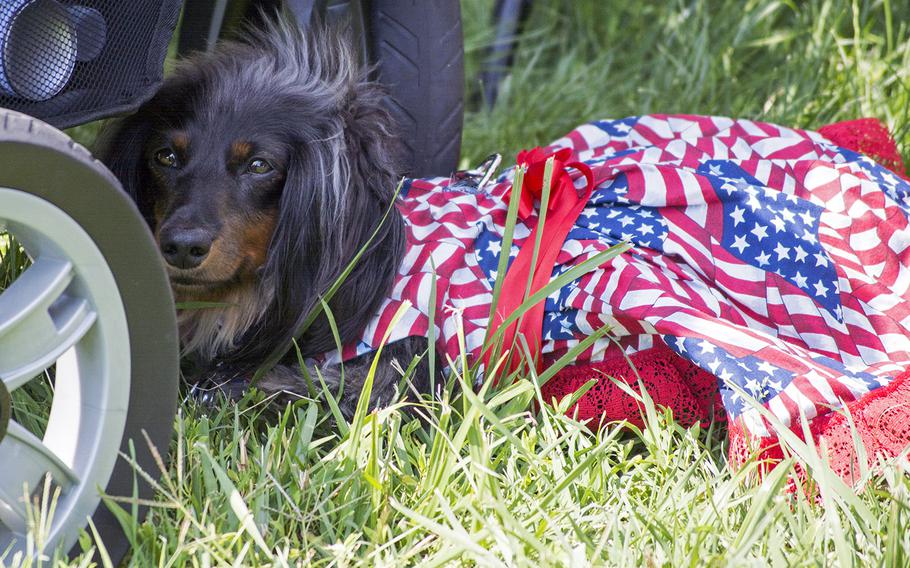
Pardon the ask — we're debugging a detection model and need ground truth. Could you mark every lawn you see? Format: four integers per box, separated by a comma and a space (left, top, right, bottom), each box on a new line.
9, 0, 910, 566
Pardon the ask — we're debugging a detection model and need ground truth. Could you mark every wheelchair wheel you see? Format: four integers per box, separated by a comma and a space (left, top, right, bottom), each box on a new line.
0, 110, 179, 562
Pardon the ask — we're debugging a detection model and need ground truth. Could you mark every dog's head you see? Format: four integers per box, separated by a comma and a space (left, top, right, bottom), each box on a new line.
99, 21, 405, 366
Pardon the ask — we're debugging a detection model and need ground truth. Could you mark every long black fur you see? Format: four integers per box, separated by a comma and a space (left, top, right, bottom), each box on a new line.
98, 20, 432, 414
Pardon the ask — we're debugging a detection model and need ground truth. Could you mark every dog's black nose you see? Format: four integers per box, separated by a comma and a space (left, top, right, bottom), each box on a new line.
160, 229, 212, 269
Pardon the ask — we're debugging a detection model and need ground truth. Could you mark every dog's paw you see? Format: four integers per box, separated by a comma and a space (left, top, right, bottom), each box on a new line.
252, 364, 314, 400
184, 365, 249, 407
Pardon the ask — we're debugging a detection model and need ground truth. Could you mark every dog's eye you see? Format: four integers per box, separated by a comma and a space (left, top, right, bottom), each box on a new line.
247, 158, 273, 175
154, 148, 178, 168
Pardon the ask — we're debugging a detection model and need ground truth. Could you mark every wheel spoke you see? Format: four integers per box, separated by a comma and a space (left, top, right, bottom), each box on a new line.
0, 421, 78, 534
0, 258, 96, 392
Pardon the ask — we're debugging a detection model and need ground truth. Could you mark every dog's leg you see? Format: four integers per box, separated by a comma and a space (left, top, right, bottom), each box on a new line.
256, 336, 437, 418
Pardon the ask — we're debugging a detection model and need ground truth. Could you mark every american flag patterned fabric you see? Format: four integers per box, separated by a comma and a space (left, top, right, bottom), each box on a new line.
326, 114, 910, 440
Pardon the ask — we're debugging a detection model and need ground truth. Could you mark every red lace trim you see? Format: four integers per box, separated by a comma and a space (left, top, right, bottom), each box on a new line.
727, 368, 910, 484
540, 345, 724, 429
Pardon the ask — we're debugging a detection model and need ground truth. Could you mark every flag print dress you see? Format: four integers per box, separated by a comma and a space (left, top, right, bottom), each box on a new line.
329, 114, 910, 480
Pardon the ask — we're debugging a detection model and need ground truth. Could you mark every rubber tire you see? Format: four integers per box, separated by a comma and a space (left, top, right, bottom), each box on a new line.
0, 109, 179, 563
367, 0, 465, 178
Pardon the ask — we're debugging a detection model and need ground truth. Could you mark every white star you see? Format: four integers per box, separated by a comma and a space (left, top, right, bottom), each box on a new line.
834, 305, 843, 320
699, 340, 716, 354
813, 280, 829, 297
619, 215, 635, 227
793, 272, 808, 288
756, 251, 771, 266
744, 378, 762, 394
637, 224, 654, 236
621, 232, 634, 242
793, 246, 808, 262
799, 209, 816, 225
614, 122, 631, 133
737, 361, 752, 371
486, 240, 502, 255
718, 368, 734, 383
882, 171, 899, 186
773, 242, 790, 261
731, 234, 749, 254
746, 195, 762, 211
750, 223, 769, 242
768, 379, 783, 391
781, 208, 796, 223
770, 215, 786, 232
581, 208, 597, 219
802, 229, 818, 245
708, 164, 723, 176
606, 209, 622, 219
675, 337, 687, 352
730, 206, 746, 226
814, 252, 829, 267
708, 358, 722, 373
639, 209, 653, 218
721, 182, 739, 195
757, 361, 777, 375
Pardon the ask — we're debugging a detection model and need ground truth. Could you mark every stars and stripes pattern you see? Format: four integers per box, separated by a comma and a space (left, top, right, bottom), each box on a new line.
325, 114, 910, 439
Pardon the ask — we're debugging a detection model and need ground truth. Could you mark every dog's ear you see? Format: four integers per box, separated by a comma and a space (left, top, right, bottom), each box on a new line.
232, 70, 406, 369
274, 81, 404, 354
96, 112, 156, 222
341, 77, 405, 202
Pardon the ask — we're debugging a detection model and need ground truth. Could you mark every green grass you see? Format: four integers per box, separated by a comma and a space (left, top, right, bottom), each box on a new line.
6, 0, 910, 566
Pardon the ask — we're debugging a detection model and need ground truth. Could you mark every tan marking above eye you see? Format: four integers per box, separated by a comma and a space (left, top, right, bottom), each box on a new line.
172, 133, 189, 154
230, 141, 253, 164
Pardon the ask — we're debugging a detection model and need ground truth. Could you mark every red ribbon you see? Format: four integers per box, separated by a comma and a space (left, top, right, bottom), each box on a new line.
484, 147, 595, 374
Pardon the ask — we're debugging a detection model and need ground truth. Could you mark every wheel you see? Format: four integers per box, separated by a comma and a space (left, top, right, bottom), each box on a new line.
367, 0, 465, 178
0, 109, 179, 562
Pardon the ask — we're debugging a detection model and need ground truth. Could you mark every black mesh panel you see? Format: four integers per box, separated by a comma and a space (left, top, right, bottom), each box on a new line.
0, 0, 182, 128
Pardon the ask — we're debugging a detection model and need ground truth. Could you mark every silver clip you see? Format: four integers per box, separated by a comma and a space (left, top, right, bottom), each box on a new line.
448, 153, 503, 193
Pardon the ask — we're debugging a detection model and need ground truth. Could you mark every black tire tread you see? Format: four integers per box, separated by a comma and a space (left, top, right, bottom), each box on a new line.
0, 109, 116, 186
369, 0, 464, 178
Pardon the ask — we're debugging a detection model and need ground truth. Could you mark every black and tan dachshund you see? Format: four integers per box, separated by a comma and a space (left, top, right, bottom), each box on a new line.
99, 20, 433, 416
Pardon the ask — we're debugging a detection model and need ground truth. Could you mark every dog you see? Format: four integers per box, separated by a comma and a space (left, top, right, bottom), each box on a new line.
99, 21, 433, 416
